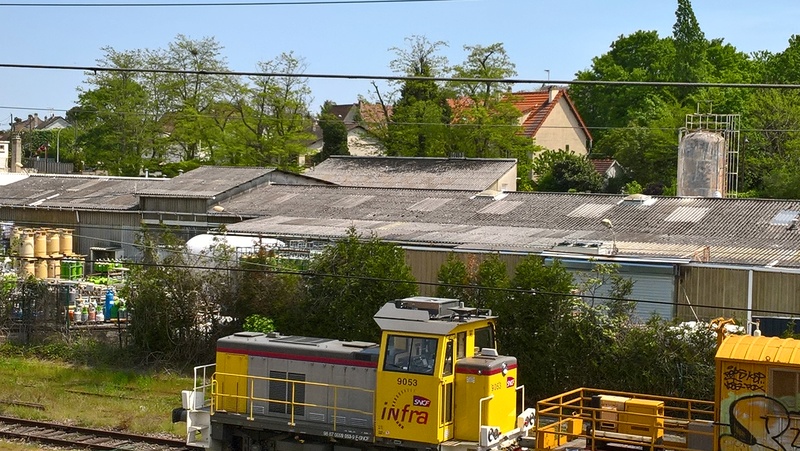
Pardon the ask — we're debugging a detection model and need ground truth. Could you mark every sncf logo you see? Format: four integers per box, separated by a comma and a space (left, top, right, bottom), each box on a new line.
413, 396, 431, 407
506, 377, 515, 388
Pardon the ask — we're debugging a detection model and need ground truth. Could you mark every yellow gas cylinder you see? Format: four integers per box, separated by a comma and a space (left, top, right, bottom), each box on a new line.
48, 258, 61, 279
60, 229, 74, 256
21, 230, 34, 258
47, 230, 61, 256
21, 259, 35, 278
34, 230, 48, 258
35, 259, 48, 279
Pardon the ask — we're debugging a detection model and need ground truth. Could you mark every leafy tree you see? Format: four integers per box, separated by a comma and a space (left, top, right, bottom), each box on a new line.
229, 52, 314, 170
75, 48, 156, 175
300, 228, 417, 342
534, 149, 604, 192
672, 0, 708, 98
435, 253, 470, 300
474, 253, 509, 310
158, 35, 235, 162
124, 229, 236, 365
383, 35, 452, 157
491, 256, 575, 399
314, 101, 349, 163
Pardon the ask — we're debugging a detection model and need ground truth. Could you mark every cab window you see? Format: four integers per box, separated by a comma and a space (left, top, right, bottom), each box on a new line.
474, 326, 495, 352
383, 335, 438, 375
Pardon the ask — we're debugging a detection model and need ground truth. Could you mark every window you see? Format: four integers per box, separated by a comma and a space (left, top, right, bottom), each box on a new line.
383, 335, 438, 375
457, 332, 467, 359
443, 340, 453, 376
475, 326, 496, 352
771, 369, 800, 410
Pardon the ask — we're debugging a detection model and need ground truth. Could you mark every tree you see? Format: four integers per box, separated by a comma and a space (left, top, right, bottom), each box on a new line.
435, 253, 470, 300
229, 52, 315, 170
382, 36, 452, 157
533, 149, 604, 193
300, 228, 417, 342
75, 48, 157, 175
314, 101, 349, 163
492, 256, 576, 399
157, 35, 235, 162
672, 0, 708, 99
447, 44, 530, 159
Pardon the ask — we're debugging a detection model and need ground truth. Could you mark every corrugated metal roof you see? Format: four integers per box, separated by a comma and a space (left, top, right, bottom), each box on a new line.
716, 334, 800, 364
136, 166, 276, 198
218, 185, 800, 268
303, 156, 516, 191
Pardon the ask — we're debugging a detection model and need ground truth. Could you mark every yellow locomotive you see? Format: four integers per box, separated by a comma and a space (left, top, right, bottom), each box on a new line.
175, 297, 536, 451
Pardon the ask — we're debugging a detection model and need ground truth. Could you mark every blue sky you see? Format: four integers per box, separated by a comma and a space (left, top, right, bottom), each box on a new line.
2, 0, 799, 126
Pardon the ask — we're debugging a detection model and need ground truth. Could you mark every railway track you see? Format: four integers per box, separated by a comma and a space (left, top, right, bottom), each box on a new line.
0, 414, 198, 450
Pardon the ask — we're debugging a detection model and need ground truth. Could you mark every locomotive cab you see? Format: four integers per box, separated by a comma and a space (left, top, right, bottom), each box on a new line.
373, 297, 532, 449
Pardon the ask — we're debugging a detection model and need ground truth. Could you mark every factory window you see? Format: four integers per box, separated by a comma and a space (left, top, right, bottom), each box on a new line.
383, 335, 438, 375
268, 371, 306, 416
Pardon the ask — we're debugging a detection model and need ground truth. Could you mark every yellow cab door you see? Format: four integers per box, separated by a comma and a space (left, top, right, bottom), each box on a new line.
440, 337, 455, 442
215, 351, 248, 413
376, 333, 444, 446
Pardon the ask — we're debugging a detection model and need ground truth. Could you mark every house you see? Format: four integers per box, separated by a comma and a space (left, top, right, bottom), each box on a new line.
309, 101, 390, 157
591, 158, 624, 179
304, 155, 517, 191
508, 86, 592, 155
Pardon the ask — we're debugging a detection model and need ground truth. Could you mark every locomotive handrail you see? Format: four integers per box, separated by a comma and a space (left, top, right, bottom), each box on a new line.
210, 371, 375, 430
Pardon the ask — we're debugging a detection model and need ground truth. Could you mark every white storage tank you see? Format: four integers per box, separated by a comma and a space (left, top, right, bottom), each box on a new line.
677, 130, 727, 197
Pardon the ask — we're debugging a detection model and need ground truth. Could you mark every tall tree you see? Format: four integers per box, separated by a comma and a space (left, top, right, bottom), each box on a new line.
314, 101, 349, 163
229, 52, 314, 170
75, 48, 156, 176
672, 0, 708, 99
382, 35, 452, 157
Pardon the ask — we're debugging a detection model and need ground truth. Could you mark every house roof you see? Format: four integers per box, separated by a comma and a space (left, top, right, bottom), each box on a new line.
591, 158, 621, 176
304, 156, 517, 191
0, 173, 166, 210
212, 185, 800, 268
509, 88, 592, 142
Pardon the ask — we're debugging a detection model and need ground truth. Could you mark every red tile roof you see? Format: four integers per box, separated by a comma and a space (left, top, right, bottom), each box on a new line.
507, 88, 592, 142
591, 158, 616, 175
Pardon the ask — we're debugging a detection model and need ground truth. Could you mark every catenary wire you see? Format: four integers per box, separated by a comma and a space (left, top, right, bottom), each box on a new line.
3, 63, 800, 90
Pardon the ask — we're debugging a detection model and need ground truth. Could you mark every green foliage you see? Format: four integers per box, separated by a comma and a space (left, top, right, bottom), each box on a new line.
314, 101, 349, 163
299, 227, 417, 342
124, 228, 238, 366
533, 149, 604, 192
243, 314, 275, 334
435, 253, 470, 300
623, 180, 643, 194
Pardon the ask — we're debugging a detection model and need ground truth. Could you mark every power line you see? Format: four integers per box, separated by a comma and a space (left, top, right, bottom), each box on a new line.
0, 0, 460, 6
2, 62, 800, 89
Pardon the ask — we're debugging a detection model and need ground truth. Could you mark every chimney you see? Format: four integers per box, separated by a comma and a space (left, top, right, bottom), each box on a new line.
10, 134, 22, 173
548, 86, 559, 103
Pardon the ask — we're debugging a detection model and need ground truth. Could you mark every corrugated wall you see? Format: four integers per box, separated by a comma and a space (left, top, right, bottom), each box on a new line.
678, 265, 800, 321
404, 248, 526, 295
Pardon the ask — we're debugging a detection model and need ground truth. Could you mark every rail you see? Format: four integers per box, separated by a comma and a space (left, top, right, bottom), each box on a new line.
535, 387, 715, 451
207, 370, 375, 431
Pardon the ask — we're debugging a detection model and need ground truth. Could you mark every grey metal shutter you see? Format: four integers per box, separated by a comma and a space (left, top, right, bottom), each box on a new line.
545, 258, 677, 321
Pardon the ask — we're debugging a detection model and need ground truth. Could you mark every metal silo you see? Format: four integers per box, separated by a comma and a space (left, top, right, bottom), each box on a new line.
677, 130, 727, 197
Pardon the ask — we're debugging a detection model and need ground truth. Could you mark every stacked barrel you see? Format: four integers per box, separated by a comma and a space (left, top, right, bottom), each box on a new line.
9, 226, 83, 280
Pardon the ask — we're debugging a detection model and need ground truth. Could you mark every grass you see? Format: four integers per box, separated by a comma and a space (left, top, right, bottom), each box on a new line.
0, 341, 196, 450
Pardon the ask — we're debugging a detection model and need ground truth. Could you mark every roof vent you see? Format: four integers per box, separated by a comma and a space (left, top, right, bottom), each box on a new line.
618, 194, 656, 206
